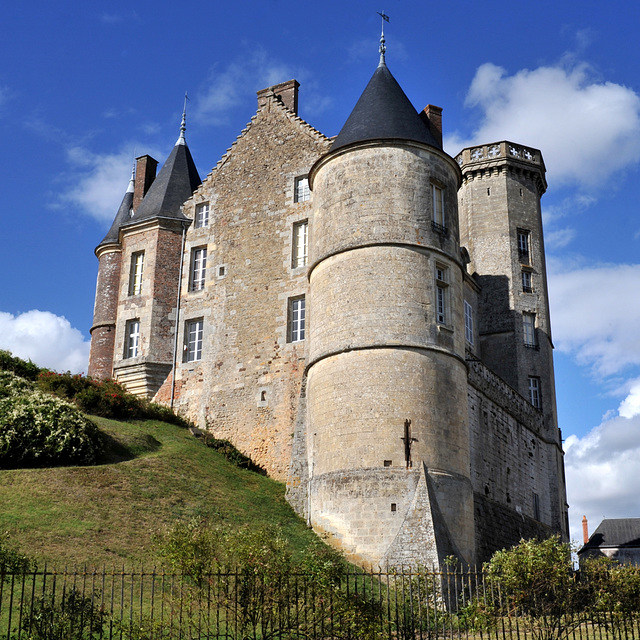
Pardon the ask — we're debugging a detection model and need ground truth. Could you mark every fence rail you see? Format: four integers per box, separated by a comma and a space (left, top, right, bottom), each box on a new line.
1, 566, 639, 640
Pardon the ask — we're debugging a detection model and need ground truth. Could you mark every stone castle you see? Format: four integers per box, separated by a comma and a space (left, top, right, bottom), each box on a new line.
88, 49, 569, 568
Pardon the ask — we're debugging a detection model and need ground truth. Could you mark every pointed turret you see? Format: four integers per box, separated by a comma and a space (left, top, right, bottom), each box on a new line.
97, 165, 135, 248
332, 62, 440, 151
130, 107, 201, 223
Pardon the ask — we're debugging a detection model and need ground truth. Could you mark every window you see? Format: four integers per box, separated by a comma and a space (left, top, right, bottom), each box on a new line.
125, 319, 140, 358
517, 229, 530, 264
523, 312, 537, 348
432, 184, 446, 233
185, 319, 203, 362
294, 176, 310, 203
288, 296, 306, 342
195, 203, 209, 228
190, 247, 207, 291
528, 376, 541, 408
533, 492, 540, 520
464, 300, 474, 345
129, 252, 144, 296
522, 270, 533, 293
292, 220, 308, 268
435, 266, 448, 325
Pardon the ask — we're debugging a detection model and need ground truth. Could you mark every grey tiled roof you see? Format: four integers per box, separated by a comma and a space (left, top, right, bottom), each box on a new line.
580, 518, 640, 552
332, 62, 440, 151
129, 142, 201, 223
98, 182, 134, 247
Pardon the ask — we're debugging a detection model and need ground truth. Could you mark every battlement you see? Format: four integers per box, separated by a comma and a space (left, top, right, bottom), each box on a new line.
456, 140, 544, 169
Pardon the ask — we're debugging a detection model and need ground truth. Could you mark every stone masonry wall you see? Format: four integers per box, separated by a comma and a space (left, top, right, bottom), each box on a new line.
170, 96, 332, 480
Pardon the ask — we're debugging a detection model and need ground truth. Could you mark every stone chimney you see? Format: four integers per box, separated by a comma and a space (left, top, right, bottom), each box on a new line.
582, 515, 589, 544
257, 80, 300, 116
133, 155, 158, 212
420, 104, 443, 148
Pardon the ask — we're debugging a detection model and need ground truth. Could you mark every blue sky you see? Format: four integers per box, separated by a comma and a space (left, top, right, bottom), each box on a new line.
1, 0, 639, 544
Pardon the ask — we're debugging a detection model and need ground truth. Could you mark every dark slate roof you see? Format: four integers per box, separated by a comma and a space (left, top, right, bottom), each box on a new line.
332, 62, 440, 151
97, 174, 134, 247
580, 518, 640, 553
129, 141, 201, 223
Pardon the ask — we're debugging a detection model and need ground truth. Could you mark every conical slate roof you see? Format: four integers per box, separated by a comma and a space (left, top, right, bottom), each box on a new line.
97, 169, 135, 247
130, 139, 201, 223
332, 61, 440, 151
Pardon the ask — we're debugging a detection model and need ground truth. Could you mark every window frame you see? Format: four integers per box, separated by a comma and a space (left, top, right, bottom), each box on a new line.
464, 300, 474, 345
521, 269, 533, 293
129, 251, 144, 296
288, 296, 306, 343
294, 176, 310, 203
125, 319, 141, 359
517, 229, 530, 264
184, 319, 204, 363
189, 246, 207, 292
292, 220, 309, 269
435, 265, 448, 325
528, 376, 541, 409
431, 184, 447, 234
523, 312, 537, 348
195, 202, 210, 229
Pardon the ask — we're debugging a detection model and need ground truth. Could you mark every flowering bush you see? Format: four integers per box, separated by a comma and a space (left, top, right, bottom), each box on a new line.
0, 370, 35, 398
0, 384, 102, 469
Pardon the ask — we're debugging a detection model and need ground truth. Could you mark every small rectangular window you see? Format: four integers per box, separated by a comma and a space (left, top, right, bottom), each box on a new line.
288, 296, 306, 342
533, 492, 540, 520
185, 319, 203, 362
129, 252, 144, 296
464, 300, 474, 345
517, 229, 530, 264
523, 312, 537, 348
190, 247, 207, 291
292, 220, 308, 268
125, 319, 140, 358
294, 176, 310, 203
431, 184, 446, 233
522, 270, 533, 293
528, 376, 541, 408
435, 266, 448, 325
195, 203, 209, 228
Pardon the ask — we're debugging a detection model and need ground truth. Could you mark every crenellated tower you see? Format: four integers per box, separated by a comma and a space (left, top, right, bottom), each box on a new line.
305, 51, 475, 568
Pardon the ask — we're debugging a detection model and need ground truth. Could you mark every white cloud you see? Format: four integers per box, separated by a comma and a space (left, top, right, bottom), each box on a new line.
445, 61, 640, 188
548, 262, 640, 377
618, 378, 640, 419
565, 411, 640, 544
0, 311, 90, 374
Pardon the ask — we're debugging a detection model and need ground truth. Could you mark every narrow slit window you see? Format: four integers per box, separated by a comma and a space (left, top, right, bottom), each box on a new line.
129, 252, 144, 296
292, 220, 308, 268
125, 319, 140, 358
190, 247, 207, 291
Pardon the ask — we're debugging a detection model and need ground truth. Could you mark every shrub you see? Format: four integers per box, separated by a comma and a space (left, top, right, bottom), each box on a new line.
0, 531, 34, 577
0, 390, 102, 468
0, 350, 42, 381
0, 370, 35, 398
202, 434, 265, 474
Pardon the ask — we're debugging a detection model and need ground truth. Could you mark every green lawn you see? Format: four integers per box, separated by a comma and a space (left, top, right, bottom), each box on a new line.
0, 417, 316, 568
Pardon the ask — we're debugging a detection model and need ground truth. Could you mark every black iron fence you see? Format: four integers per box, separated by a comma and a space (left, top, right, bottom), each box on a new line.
1, 566, 639, 640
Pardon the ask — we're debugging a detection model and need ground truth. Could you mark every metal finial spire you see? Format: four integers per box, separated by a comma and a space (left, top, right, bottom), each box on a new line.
126, 158, 135, 193
177, 92, 188, 145
377, 11, 389, 66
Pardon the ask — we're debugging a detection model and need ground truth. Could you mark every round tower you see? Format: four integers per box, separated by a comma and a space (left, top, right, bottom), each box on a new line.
305, 55, 474, 568
88, 169, 135, 379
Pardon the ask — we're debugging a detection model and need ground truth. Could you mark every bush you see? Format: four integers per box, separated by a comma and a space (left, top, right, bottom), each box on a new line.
202, 434, 265, 473
0, 531, 34, 577
0, 370, 35, 398
0, 350, 42, 381
0, 390, 102, 468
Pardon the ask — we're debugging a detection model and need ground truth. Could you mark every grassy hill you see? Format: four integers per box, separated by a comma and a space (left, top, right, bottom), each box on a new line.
0, 415, 317, 568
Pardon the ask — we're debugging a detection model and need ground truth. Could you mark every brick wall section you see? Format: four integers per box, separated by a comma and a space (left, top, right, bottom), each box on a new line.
170, 95, 331, 479
88, 248, 122, 378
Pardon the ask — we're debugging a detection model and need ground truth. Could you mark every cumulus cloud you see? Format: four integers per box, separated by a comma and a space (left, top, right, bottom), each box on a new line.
565, 411, 640, 543
0, 311, 90, 374
445, 61, 640, 188
548, 262, 640, 377
618, 378, 640, 419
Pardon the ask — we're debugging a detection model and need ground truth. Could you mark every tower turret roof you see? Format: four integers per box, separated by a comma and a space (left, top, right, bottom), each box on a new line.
332, 61, 440, 151
97, 166, 135, 247
128, 106, 201, 224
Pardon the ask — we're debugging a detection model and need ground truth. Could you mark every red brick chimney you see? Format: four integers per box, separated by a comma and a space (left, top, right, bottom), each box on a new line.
133, 155, 158, 212
420, 104, 443, 147
582, 515, 589, 544
257, 80, 300, 115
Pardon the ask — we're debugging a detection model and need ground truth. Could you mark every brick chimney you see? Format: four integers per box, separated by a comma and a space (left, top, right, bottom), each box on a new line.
420, 104, 443, 148
257, 80, 300, 116
582, 515, 589, 544
133, 155, 158, 212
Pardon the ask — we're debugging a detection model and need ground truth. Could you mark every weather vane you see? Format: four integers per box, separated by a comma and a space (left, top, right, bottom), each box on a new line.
377, 11, 389, 64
